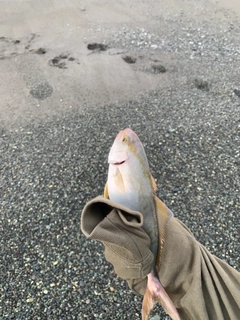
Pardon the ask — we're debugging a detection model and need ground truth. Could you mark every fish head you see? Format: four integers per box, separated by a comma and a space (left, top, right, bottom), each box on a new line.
108, 128, 149, 169
107, 128, 155, 205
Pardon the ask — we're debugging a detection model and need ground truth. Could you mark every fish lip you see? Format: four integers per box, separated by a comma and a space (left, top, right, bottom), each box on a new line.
111, 160, 126, 165
108, 159, 126, 165
108, 150, 128, 164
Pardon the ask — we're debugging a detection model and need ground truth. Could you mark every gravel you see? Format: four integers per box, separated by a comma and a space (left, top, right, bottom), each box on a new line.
0, 4, 240, 320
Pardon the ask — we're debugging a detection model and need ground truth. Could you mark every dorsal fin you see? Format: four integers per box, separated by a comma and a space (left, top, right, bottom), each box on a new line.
154, 196, 173, 271
151, 174, 157, 193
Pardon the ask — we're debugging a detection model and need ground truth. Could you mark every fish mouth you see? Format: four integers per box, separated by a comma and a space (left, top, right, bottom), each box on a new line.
108, 150, 128, 165
112, 160, 126, 165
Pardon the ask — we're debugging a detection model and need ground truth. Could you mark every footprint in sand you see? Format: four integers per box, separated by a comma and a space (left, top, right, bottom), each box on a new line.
48, 53, 77, 69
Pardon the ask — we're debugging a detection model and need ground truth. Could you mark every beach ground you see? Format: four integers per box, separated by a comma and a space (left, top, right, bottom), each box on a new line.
0, 1, 239, 319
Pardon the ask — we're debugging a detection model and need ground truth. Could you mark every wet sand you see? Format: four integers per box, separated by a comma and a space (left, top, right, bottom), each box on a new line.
1, 0, 240, 129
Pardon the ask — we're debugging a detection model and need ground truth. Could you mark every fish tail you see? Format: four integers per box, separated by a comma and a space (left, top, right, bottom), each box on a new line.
142, 287, 155, 320
143, 272, 181, 320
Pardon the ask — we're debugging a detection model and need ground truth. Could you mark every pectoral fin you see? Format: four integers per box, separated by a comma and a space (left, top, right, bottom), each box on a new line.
104, 182, 109, 198
142, 272, 180, 320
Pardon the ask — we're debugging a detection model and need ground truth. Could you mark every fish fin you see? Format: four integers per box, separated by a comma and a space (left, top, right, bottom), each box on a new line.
115, 167, 125, 192
104, 182, 109, 198
155, 196, 173, 268
142, 272, 180, 320
155, 196, 173, 220
150, 174, 158, 193
142, 286, 155, 320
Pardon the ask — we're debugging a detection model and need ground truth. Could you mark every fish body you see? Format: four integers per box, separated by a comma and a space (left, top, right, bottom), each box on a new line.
105, 128, 180, 320
107, 129, 158, 258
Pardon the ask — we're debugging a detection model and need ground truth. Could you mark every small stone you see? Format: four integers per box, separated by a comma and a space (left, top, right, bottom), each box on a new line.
150, 315, 161, 320
194, 79, 209, 91
172, 186, 180, 193
233, 89, 240, 97
122, 55, 137, 63
152, 64, 166, 73
35, 48, 47, 55
87, 43, 108, 51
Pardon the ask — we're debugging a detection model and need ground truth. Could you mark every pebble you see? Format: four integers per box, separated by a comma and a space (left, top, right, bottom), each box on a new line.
150, 316, 161, 320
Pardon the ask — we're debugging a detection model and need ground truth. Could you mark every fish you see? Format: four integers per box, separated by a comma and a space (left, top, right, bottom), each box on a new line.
104, 128, 180, 320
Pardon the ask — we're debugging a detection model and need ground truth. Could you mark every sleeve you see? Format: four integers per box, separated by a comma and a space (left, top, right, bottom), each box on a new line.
81, 196, 154, 289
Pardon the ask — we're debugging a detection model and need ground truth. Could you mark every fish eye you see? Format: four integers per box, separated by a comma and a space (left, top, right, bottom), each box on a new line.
122, 136, 129, 143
